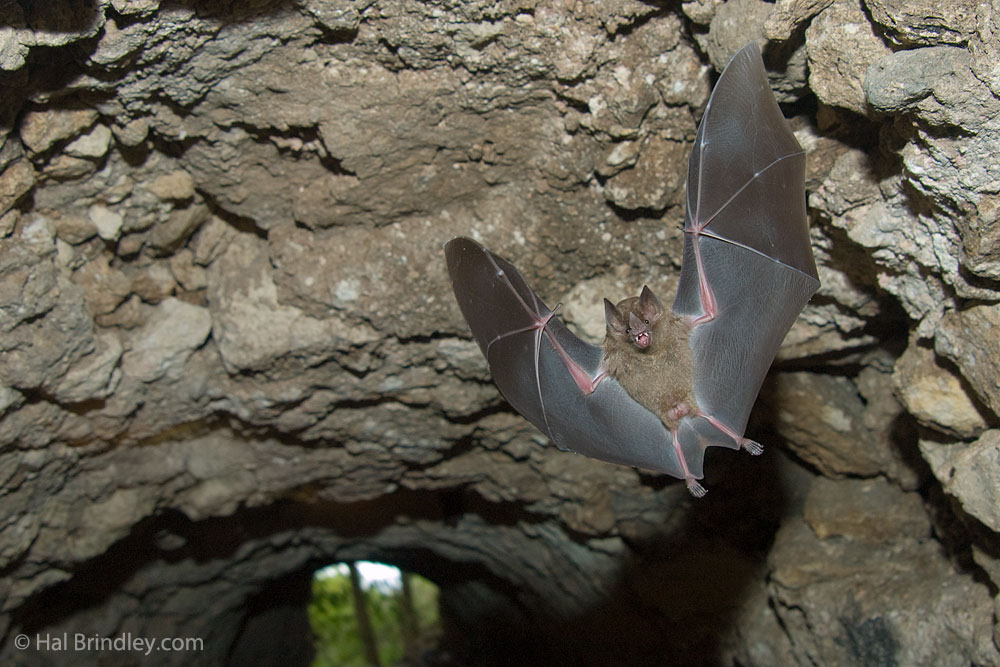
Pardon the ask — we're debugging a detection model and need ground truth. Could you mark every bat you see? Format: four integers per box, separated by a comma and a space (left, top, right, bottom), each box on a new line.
443, 43, 819, 496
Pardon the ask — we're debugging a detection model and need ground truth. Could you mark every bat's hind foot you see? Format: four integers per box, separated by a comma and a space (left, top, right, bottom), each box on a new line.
685, 478, 707, 498
672, 427, 708, 497
699, 413, 763, 456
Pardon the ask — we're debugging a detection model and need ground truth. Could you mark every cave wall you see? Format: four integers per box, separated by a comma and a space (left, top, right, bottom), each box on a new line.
1, 0, 999, 665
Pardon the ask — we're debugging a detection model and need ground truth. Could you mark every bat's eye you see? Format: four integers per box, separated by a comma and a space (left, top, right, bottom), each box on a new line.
625, 327, 631, 334
644, 319, 649, 324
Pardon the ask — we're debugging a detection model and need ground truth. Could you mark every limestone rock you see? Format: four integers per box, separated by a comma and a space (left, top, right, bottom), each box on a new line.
602, 133, 687, 210
864, 0, 978, 46
1, 281, 95, 393
770, 518, 999, 666
803, 476, 930, 543
810, 147, 882, 216
268, 221, 455, 340
64, 124, 112, 160
89, 17, 147, 67
702, 0, 772, 71
681, 0, 724, 25
190, 214, 235, 266
18, 0, 107, 49
0, 227, 96, 394
768, 366, 916, 486
859, 43, 1000, 296
51, 332, 123, 403
0, 2, 29, 72
149, 201, 209, 253
19, 108, 99, 156
88, 204, 123, 241
299, 0, 361, 33
0, 382, 20, 414
110, 0, 160, 15
52, 212, 98, 245
129, 260, 177, 304
764, 0, 835, 41
920, 432, 1000, 532
43, 154, 99, 181
934, 304, 1000, 418
207, 232, 379, 375
168, 248, 207, 292
893, 342, 987, 438
0, 156, 34, 217
0, 234, 58, 334
111, 117, 149, 147
0, 1, 108, 71
121, 297, 211, 383
971, 0, 1000, 97
806, 0, 893, 115
74, 254, 132, 316
865, 46, 996, 129
145, 169, 195, 202
962, 191, 1000, 280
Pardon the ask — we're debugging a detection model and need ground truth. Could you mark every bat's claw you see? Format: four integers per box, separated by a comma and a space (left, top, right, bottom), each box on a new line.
685, 478, 707, 498
741, 439, 763, 455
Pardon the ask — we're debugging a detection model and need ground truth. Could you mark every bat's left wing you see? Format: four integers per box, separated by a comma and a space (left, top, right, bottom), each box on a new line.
670, 43, 820, 470
444, 237, 688, 477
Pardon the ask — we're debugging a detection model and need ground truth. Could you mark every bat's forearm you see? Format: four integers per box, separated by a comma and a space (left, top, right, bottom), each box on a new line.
688, 229, 718, 328
544, 327, 604, 395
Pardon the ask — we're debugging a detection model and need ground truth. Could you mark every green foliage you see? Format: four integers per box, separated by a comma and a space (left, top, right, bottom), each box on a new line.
309, 566, 440, 667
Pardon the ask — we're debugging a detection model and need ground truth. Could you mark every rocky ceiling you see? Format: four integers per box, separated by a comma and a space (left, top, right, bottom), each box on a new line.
1, 0, 999, 665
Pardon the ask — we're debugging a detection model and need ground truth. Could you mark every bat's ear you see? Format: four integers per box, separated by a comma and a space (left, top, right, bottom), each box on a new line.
639, 286, 663, 322
604, 298, 626, 334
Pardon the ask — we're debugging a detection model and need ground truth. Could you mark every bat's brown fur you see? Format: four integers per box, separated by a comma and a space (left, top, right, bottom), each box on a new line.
602, 287, 696, 431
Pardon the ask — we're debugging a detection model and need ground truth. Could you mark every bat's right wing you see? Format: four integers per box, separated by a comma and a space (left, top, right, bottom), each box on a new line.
445, 237, 688, 477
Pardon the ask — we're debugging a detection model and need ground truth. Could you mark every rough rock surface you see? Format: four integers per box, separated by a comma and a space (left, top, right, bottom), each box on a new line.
1, 1, 998, 666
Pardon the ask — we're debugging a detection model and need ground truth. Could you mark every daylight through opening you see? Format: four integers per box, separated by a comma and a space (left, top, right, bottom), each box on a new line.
309, 561, 441, 667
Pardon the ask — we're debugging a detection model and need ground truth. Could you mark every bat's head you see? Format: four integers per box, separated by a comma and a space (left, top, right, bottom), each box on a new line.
604, 286, 664, 351
628, 310, 653, 348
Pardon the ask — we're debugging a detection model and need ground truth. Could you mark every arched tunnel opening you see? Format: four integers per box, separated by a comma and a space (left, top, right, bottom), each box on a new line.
153, 448, 799, 667
307, 561, 440, 667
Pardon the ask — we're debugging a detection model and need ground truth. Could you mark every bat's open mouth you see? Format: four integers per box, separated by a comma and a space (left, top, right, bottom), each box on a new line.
634, 332, 651, 349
